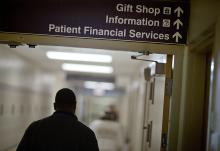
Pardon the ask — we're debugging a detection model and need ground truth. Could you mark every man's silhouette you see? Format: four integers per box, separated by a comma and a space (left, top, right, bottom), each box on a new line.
17, 88, 99, 151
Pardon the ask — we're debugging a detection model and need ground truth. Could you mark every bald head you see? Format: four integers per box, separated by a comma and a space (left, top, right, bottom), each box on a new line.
54, 88, 76, 113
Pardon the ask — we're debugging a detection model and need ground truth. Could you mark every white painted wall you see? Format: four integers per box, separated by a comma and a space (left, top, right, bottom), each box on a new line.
0, 45, 63, 150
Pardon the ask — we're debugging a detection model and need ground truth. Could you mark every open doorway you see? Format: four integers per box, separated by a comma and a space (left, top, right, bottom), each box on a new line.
0, 44, 169, 151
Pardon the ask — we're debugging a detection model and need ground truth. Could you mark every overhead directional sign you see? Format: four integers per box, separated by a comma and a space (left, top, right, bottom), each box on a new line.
0, 0, 189, 44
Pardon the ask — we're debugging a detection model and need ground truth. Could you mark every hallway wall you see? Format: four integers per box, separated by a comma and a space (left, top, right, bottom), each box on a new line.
0, 46, 56, 151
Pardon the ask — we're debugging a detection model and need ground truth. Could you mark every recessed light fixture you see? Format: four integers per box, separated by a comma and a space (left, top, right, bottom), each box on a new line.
62, 63, 113, 74
84, 81, 115, 90
46, 51, 112, 63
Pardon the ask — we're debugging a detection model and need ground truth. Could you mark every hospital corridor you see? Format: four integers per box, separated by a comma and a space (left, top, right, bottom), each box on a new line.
0, 0, 220, 151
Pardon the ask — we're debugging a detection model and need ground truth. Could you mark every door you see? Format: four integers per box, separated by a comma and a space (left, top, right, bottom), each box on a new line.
141, 58, 169, 151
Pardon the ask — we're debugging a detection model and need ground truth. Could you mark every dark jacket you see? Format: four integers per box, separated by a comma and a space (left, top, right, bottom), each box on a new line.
16, 111, 99, 151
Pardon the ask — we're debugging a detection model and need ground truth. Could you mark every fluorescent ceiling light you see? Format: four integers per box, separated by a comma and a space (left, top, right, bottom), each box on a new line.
84, 81, 115, 90
93, 89, 106, 96
46, 51, 112, 63
62, 63, 113, 74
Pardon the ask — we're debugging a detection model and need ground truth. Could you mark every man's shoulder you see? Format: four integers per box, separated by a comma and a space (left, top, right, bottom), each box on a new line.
27, 116, 52, 128
28, 115, 95, 136
76, 120, 95, 134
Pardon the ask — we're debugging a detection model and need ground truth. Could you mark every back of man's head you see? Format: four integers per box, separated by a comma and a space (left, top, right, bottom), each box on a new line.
54, 88, 76, 112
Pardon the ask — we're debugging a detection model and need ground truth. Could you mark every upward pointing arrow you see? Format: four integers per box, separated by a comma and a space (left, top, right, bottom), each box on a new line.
173, 19, 183, 30
174, 7, 184, 17
173, 32, 182, 43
